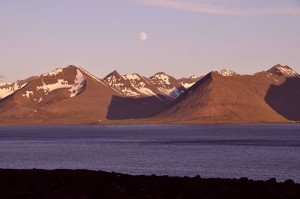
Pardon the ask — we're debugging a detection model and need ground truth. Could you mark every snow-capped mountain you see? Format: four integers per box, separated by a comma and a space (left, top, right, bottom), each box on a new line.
148, 72, 186, 99
103, 71, 200, 101
0, 66, 169, 123
103, 70, 141, 97
1, 64, 299, 125
267, 65, 300, 78
123, 73, 159, 97
0, 68, 201, 104
18, 66, 87, 104
217, 69, 238, 76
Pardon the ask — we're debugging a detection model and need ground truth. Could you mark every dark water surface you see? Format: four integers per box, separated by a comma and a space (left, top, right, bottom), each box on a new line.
0, 124, 299, 182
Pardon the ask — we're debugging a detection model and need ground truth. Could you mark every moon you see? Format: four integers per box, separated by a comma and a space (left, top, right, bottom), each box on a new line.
139, 32, 148, 41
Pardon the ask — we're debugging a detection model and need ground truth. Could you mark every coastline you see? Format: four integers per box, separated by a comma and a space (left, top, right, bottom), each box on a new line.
0, 169, 299, 199
0, 119, 298, 126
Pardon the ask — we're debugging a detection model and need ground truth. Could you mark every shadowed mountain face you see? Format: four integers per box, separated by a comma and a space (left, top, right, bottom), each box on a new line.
264, 65, 300, 121
265, 78, 300, 121
106, 95, 168, 120
0, 64, 299, 124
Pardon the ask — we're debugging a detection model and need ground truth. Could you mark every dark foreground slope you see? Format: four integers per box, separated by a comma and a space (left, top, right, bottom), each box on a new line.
0, 169, 299, 199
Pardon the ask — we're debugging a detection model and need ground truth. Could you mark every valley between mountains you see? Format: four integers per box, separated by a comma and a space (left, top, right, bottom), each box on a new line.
0, 64, 299, 125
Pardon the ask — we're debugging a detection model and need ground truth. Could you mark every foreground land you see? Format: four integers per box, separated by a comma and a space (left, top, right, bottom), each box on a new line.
0, 169, 299, 199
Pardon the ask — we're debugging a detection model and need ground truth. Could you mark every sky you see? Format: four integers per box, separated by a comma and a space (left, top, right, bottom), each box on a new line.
0, 0, 299, 82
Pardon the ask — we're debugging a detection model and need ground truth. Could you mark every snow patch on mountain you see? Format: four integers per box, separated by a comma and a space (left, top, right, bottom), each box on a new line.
181, 82, 195, 89
37, 79, 70, 93
43, 68, 63, 77
217, 69, 237, 76
105, 71, 187, 100
121, 88, 140, 96
150, 73, 171, 85
148, 73, 187, 99
105, 75, 122, 87
23, 91, 34, 99
276, 66, 299, 78
69, 69, 86, 97
139, 87, 154, 95
103, 71, 142, 96
178, 75, 200, 89
123, 74, 155, 96
38, 97, 43, 103
22, 68, 87, 101
123, 74, 141, 81
0, 81, 8, 87
104, 75, 126, 94
265, 65, 300, 79
0, 82, 27, 99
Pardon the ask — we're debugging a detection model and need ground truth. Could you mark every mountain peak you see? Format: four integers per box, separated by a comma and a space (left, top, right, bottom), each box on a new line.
153, 72, 168, 77
150, 72, 173, 86
150, 72, 172, 80
216, 69, 237, 76
108, 70, 121, 77
111, 69, 119, 74
268, 65, 299, 78
42, 65, 82, 77
66, 65, 83, 72
273, 64, 291, 69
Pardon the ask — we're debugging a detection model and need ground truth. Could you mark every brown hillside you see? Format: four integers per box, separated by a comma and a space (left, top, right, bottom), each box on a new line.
158, 66, 300, 123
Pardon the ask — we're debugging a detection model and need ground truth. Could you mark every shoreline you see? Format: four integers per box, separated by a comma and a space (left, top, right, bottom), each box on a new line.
0, 121, 298, 127
0, 169, 299, 199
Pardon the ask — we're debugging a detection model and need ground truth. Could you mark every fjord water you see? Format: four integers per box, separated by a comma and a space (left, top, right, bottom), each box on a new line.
0, 124, 299, 182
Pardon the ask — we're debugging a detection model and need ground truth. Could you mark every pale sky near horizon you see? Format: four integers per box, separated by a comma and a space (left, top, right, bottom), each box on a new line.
0, 0, 299, 82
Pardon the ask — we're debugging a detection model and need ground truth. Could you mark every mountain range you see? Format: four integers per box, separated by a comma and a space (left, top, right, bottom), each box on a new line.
0, 64, 299, 125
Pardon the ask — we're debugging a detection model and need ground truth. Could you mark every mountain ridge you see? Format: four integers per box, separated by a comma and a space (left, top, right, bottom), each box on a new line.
0, 64, 299, 125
